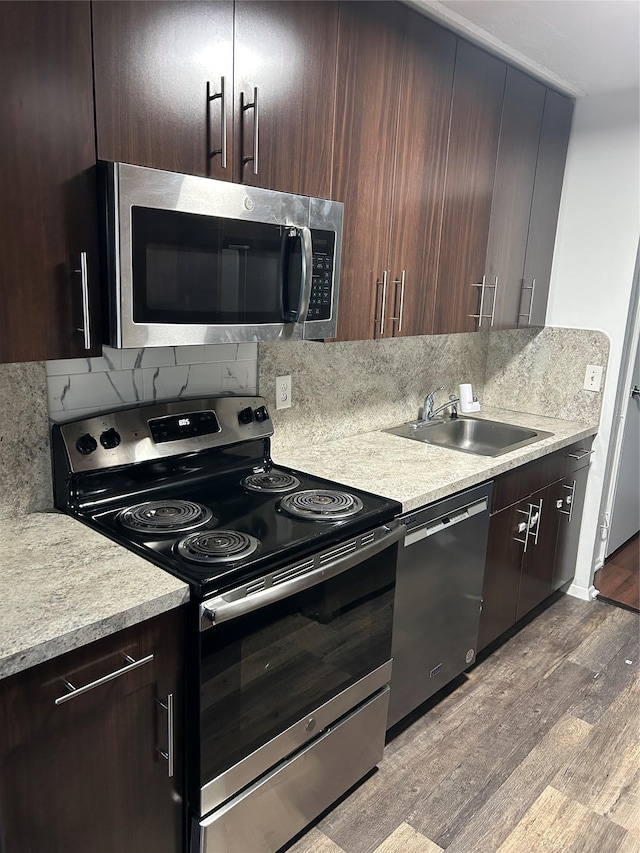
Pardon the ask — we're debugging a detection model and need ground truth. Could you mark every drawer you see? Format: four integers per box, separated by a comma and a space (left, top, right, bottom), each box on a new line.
0, 608, 183, 755
491, 437, 596, 513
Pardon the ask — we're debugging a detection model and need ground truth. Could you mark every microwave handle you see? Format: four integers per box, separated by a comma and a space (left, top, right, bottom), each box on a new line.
280, 226, 313, 326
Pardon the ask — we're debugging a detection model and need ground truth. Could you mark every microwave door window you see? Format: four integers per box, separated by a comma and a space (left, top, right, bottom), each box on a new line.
132, 207, 298, 325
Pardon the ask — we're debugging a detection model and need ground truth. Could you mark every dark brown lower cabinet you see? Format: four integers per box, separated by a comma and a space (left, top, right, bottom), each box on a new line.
0, 609, 184, 853
478, 439, 594, 651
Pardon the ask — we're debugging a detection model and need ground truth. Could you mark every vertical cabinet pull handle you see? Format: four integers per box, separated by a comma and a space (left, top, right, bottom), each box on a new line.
156, 693, 175, 778
391, 271, 406, 333
207, 76, 227, 169
488, 276, 498, 326
75, 251, 91, 350
241, 86, 259, 175
374, 271, 389, 338
560, 481, 576, 522
519, 277, 536, 326
469, 275, 487, 329
515, 506, 532, 551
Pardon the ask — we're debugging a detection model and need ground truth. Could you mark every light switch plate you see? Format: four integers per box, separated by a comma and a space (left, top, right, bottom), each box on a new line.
275, 375, 292, 409
583, 364, 604, 392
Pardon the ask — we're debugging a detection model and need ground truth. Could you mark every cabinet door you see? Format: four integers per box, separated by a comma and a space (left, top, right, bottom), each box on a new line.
387, 11, 456, 338
0, 610, 183, 853
233, 1, 338, 197
516, 483, 562, 620
432, 39, 506, 335
552, 464, 590, 591
0, 1, 100, 363
332, 1, 406, 341
477, 502, 525, 651
93, 1, 234, 180
484, 68, 545, 330
520, 89, 574, 327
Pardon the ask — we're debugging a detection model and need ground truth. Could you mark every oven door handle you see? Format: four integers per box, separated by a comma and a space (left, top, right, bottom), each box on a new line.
200, 519, 405, 627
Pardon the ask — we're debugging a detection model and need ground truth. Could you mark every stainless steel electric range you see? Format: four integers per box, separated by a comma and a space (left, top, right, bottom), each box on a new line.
52, 396, 404, 853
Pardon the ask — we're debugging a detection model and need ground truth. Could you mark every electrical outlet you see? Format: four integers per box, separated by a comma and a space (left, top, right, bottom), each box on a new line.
583, 364, 604, 392
275, 374, 292, 409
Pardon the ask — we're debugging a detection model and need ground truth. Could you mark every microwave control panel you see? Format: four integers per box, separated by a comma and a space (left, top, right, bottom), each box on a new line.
308, 229, 335, 320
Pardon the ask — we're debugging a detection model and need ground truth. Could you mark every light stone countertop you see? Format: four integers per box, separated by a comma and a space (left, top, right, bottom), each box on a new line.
271, 407, 598, 514
0, 511, 189, 680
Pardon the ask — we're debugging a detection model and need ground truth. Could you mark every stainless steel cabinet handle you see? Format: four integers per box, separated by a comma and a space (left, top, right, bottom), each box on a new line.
567, 449, 595, 460
54, 652, 154, 705
374, 271, 389, 338
156, 693, 175, 778
469, 276, 487, 328
207, 76, 227, 169
528, 500, 542, 546
560, 481, 576, 522
488, 276, 498, 326
518, 277, 536, 326
75, 251, 91, 350
390, 271, 406, 333
515, 506, 532, 551
241, 86, 259, 175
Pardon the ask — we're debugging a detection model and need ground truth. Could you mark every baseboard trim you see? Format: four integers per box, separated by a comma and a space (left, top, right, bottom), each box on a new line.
567, 583, 599, 601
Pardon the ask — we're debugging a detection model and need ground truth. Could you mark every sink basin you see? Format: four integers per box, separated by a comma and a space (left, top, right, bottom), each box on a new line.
384, 416, 553, 457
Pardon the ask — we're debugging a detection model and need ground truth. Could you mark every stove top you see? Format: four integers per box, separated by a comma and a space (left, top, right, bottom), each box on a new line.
52, 396, 401, 597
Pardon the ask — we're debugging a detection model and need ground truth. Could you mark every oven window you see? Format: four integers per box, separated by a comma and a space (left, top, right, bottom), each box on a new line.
199, 548, 395, 787
131, 207, 302, 324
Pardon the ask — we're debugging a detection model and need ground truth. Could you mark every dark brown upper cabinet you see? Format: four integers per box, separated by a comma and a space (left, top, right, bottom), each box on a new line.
386, 10, 457, 339
0, 1, 101, 363
331, 1, 406, 342
93, 1, 338, 197
93, 1, 235, 181
233, 2, 338, 198
333, 3, 456, 342
483, 68, 546, 330
520, 89, 574, 327
432, 39, 507, 336
483, 73, 573, 331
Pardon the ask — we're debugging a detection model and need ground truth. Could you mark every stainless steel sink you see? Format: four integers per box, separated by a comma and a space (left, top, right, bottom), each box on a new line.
384, 416, 553, 457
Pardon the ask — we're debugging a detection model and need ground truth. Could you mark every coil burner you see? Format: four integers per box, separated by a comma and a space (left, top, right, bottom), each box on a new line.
242, 470, 301, 493
176, 530, 260, 564
280, 490, 364, 521
118, 500, 214, 533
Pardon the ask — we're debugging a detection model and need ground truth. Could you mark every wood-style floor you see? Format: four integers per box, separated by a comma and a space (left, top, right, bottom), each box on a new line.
595, 533, 640, 612
286, 595, 640, 853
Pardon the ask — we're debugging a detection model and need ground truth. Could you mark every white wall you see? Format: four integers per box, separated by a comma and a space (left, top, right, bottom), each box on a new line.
546, 87, 640, 598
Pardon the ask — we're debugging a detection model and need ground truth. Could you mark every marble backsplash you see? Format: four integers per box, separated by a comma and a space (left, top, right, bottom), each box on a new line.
0, 327, 608, 518
259, 333, 489, 454
259, 327, 609, 456
0, 362, 52, 517
483, 327, 610, 423
46, 343, 258, 422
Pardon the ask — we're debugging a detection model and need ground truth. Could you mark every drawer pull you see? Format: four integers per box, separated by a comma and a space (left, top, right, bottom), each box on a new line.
54, 653, 154, 705
567, 449, 594, 460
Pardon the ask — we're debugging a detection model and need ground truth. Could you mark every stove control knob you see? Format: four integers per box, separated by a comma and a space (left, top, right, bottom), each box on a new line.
254, 405, 270, 423
76, 433, 97, 455
238, 406, 254, 425
99, 427, 121, 450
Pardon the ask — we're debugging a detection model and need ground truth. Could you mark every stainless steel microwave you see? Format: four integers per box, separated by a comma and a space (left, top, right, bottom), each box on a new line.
99, 162, 344, 348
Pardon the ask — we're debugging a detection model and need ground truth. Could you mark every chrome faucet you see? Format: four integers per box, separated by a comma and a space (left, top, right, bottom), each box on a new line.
422, 387, 459, 421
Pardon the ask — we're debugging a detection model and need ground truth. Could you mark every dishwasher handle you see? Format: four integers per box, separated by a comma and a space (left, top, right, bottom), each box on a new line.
404, 498, 488, 546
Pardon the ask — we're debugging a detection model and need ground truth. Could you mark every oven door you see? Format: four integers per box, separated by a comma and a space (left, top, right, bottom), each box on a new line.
195, 520, 404, 821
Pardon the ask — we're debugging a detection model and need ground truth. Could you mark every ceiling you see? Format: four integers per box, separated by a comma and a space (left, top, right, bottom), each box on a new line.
408, 0, 640, 96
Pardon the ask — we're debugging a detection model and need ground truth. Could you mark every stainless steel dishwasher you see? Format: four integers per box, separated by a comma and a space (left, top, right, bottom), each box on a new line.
387, 481, 493, 729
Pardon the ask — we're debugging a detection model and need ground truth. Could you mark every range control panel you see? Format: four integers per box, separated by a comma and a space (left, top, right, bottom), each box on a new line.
56, 396, 273, 473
